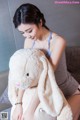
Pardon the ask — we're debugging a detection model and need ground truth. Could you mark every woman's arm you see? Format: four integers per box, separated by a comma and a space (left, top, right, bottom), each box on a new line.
24, 38, 32, 48
50, 35, 66, 71
11, 89, 25, 120
16, 88, 25, 103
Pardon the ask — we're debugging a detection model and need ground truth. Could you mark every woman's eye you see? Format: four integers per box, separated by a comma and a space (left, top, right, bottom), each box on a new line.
26, 73, 29, 76
28, 30, 32, 33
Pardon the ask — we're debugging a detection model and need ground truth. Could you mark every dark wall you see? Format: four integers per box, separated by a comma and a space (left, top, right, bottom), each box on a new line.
0, 0, 80, 72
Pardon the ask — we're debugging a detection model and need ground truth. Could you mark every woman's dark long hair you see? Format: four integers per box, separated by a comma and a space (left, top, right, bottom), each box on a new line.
13, 3, 49, 30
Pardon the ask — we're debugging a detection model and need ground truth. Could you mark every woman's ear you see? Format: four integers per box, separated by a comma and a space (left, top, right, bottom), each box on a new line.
39, 19, 43, 27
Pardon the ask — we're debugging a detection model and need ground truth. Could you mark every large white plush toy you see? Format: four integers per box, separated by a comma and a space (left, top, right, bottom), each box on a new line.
8, 48, 73, 120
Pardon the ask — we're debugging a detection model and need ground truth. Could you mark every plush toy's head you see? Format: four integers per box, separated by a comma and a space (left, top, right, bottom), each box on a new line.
9, 49, 44, 89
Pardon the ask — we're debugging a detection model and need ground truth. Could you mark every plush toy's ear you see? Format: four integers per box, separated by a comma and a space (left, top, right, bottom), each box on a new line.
38, 56, 64, 117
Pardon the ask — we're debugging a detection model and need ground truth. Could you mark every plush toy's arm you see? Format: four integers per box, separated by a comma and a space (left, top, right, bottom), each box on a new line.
22, 87, 40, 115
8, 81, 17, 105
8, 72, 26, 106
8, 72, 18, 105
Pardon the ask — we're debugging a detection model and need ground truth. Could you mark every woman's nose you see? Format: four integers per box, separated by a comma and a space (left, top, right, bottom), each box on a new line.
23, 33, 31, 38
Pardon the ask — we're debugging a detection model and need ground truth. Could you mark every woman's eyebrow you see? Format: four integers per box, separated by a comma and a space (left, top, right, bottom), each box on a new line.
19, 28, 31, 33
25, 28, 31, 32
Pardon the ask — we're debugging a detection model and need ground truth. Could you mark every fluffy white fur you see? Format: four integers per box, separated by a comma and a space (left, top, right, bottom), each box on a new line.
8, 48, 73, 120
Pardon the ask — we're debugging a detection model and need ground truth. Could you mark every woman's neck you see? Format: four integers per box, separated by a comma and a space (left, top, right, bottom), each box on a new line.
38, 27, 50, 41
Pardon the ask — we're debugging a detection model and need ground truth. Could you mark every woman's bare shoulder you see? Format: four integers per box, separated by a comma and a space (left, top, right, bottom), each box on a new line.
24, 38, 33, 48
50, 32, 66, 70
50, 32, 66, 47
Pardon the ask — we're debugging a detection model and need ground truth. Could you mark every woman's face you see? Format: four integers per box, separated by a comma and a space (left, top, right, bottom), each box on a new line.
17, 23, 41, 40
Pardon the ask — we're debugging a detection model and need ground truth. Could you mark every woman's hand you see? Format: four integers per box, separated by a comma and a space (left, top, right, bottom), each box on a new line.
12, 104, 23, 120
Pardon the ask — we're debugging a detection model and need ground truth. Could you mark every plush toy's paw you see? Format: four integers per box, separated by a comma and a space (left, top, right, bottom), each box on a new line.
57, 105, 73, 120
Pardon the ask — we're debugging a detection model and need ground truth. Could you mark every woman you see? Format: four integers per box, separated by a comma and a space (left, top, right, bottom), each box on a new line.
12, 3, 80, 120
